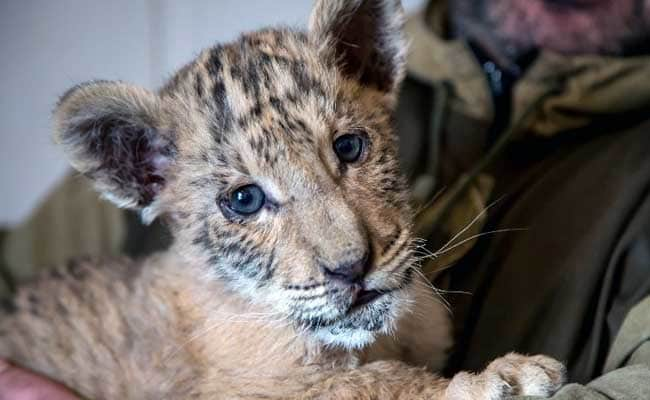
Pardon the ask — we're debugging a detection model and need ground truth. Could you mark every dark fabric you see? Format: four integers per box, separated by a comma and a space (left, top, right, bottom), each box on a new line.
397, 6, 650, 393
542, 365, 650, 400
122, 211, 172, 259
0, 229, 14, 294
396, 74, 650, 382
443, 121, 650, 383
396, 77, 434, 180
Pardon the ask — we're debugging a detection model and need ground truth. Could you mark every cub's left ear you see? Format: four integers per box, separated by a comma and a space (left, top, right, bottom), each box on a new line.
54, 80, 175, 223
309, 0, 406, 95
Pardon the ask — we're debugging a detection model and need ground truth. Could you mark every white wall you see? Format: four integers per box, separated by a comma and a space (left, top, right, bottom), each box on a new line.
0, 0, 426, 226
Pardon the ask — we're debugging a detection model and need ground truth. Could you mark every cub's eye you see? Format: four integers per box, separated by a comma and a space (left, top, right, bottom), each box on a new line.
333, 133, 366, 163
226, 184, 266, 215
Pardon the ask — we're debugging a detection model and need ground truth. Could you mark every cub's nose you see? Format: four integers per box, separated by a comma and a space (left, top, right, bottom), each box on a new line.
322, 252, 370, 284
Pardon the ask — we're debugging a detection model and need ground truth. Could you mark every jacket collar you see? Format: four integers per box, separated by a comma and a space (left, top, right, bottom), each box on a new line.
405, 0, 650, 137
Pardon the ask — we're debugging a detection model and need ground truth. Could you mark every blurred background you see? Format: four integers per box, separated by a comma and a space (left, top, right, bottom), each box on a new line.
0, 0, 427, 228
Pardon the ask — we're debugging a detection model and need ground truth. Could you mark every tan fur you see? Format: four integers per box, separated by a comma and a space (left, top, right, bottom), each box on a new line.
0, 254, 563, 399
0, 1, 565, 398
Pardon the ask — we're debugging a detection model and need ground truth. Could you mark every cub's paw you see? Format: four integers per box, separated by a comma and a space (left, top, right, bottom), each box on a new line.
446, 353, 566, 399
484, 353, 566, 397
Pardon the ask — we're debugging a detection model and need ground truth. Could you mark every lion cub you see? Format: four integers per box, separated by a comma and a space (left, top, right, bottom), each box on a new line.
0, 0, 565, 398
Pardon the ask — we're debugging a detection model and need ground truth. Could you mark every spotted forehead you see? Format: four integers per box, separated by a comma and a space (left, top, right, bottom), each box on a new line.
163, 28, 343, 167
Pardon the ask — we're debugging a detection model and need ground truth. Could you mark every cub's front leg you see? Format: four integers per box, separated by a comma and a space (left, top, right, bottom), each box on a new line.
300, 353, 565, 400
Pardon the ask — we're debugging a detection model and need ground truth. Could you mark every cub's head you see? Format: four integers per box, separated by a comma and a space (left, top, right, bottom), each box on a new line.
54, 0, 415, 348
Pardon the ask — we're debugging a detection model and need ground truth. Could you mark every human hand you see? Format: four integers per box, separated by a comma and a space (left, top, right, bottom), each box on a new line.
0, 359, 79, 400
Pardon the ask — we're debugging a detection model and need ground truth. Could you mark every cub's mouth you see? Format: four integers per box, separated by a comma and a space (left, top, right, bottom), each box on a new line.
304, 267, 416, 348
351, 263, 415, 309
351, 289, 385, 309
350, 286, 400, 311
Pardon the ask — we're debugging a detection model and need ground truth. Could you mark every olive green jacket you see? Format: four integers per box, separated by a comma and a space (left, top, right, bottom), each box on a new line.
397, 2, 650, 399
523, 298, 650, 399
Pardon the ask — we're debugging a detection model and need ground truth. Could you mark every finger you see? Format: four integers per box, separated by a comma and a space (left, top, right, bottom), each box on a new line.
0, 358, 80, 400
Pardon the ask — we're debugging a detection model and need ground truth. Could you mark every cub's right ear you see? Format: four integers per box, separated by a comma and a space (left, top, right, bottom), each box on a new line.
54, 81, 175, 222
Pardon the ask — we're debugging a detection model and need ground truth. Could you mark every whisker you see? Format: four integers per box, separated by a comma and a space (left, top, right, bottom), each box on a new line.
411, 268, 450, 303
433, 228, 528, 257
435, 195, 505, 255
389, 265, 453, 315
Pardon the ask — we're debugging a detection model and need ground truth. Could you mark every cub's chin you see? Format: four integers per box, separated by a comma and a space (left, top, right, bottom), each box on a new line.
310, 285, 414, 349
